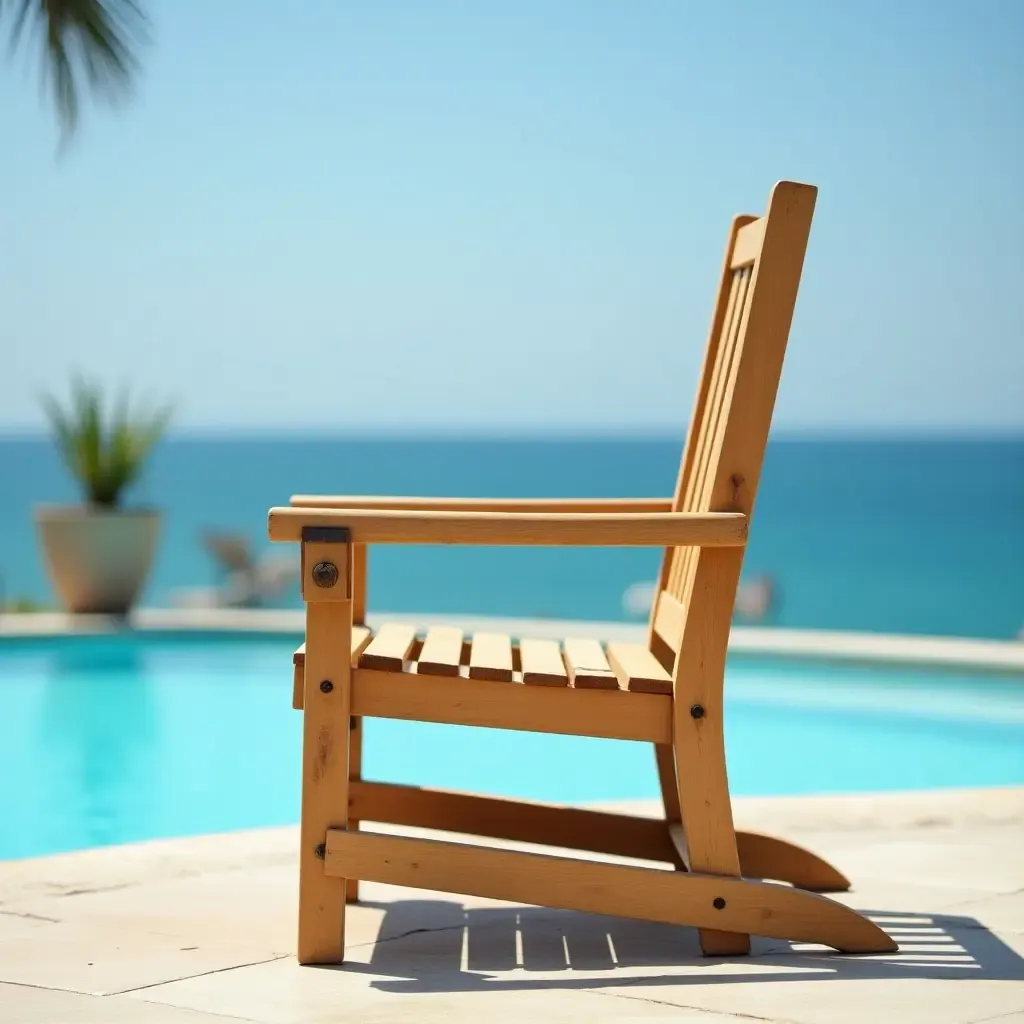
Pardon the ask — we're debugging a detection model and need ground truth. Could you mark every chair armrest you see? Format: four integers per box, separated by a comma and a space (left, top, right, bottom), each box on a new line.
290, 495, 673, 513
268, 506, 747, 547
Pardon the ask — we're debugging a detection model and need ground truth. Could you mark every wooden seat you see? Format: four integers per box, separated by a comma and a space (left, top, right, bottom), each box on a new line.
270, 181, 898, 965
294, 625, 672, 696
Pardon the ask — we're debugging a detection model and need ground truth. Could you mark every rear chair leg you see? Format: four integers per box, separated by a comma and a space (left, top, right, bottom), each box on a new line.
671, 709, 750, 956
346, 716, 362, 903
671, 549, 750, 957
654, 744, 850, 892
654, 743, 686, 869
346, 542, 367, 905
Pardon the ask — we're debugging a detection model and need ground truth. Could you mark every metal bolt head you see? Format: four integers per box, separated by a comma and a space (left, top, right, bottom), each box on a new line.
314, 843, 326, 860
713, 897, 726, 910
320, 679, 334, 694
690, 704, 705, 720
311, 561, 339, 588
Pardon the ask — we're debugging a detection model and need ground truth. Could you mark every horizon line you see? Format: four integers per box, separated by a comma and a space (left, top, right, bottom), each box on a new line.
2, 425, 1023, 442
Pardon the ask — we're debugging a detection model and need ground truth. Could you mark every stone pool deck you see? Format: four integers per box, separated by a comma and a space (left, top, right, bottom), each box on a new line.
1, 787, 1022, 1023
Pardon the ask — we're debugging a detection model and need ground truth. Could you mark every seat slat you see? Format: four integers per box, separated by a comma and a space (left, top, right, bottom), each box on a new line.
606, 642, 673, 695
417, 627, 464, 676
358, 623, 417, 671
519, 638, 569, 686
468, 632, 514, 681
563, 637, 619, 690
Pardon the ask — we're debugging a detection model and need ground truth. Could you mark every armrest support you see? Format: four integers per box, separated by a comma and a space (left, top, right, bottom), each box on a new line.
290, 495, 673, 513
268, 506, 747, 547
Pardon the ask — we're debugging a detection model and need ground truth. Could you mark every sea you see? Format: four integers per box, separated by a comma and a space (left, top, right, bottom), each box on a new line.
1, 435, 1022, 640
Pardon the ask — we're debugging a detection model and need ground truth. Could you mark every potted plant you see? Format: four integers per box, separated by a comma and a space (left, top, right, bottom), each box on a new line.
35, 376, 172, 616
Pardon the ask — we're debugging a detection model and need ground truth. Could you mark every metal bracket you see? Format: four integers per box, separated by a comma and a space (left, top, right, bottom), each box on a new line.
302, 526, 351, 544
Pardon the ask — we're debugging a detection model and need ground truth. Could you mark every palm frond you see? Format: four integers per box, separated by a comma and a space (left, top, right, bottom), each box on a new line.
3, 0, 149, 138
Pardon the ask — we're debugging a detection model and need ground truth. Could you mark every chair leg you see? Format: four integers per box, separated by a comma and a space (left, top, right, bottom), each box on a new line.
737, 831, 851, 892
654, 743, 686, 869
297, 539, 355, 966
672, 703, 750, 955
346, 544, 368, 906
654, 743, 851, 893
670, 550, 752, 956
346, 716, 363, 904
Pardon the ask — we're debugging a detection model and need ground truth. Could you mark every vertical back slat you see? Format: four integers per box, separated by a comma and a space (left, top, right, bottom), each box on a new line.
651, 184, 817, 656
668, 267, 751, 599
650, 215, 758, 616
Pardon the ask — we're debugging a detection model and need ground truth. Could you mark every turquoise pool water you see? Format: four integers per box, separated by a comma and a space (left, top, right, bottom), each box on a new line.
1, 632, 1022, 862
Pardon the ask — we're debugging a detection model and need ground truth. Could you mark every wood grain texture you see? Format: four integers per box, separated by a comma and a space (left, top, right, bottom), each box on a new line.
519, 638, 569, 686
468, 631, 514, 681
672, 181, 819, 956
736, 831, 851, 892
297, 541, 353, 965
358, 623, 417, 671
562, 637, 618, 689
291, 495, 672, 512
269, 508, 748, 547
650, 213, 757, 622
292, 628, 370, 711
730, 216, 765, 268
417, 627, 464, 676
324, 830, 897, 953
348, 781, 677, 862
349, 668, 671, 743
606, 642, 673, 694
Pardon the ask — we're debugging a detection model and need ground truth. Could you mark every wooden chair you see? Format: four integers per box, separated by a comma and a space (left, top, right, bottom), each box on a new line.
270, 180, 898, 965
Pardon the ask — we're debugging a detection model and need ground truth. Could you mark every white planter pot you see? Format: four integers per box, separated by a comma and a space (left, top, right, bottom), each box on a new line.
35, 506, 161, 615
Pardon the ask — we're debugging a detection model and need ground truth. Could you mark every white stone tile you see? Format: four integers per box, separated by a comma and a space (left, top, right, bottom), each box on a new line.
129, 955, 743, 1023
0, 910, 58, 942
2, 788, 1022, 1022
5, 866, 299, 956
599, 932, 1024, 1024
940, 890, 1024, 937
849, 833, 1024, 894
0, 982, 262, 1024
0, 919, 284, 997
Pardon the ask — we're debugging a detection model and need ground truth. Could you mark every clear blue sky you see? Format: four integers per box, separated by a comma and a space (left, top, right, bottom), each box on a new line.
1, 0, 1021, 434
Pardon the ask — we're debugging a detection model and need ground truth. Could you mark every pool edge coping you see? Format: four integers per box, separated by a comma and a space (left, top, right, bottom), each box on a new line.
1, 607, 1022, 674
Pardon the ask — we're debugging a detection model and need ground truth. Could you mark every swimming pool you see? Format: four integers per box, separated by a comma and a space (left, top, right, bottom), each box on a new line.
1, 631, 1022, 861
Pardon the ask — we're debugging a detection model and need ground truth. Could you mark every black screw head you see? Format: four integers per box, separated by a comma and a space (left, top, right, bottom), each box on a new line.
320, 679, 334, 693
311, 561, 339, 588
314, 843, 326, 860
690, 704, 706, 719
713, 897, 726, 910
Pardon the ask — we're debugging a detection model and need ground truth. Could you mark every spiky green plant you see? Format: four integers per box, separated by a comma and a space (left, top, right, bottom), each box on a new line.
41, 376, 171, 508
2, 0, 149, 140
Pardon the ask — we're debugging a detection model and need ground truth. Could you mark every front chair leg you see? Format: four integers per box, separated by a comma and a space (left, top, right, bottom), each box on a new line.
297, 533, 355, 965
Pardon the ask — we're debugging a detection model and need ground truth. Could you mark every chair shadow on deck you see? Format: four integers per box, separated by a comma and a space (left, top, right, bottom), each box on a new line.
334, 899, 1023, 994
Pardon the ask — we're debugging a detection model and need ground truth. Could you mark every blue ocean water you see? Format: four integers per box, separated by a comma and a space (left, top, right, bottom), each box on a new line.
1, 435, 1022, 638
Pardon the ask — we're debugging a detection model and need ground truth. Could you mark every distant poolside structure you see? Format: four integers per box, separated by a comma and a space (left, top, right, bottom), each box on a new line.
172, 529, 296, 609
623, 575, 777, 623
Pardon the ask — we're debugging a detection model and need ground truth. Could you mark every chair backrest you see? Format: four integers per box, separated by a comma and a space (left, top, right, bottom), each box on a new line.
648, 181, 817, 666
